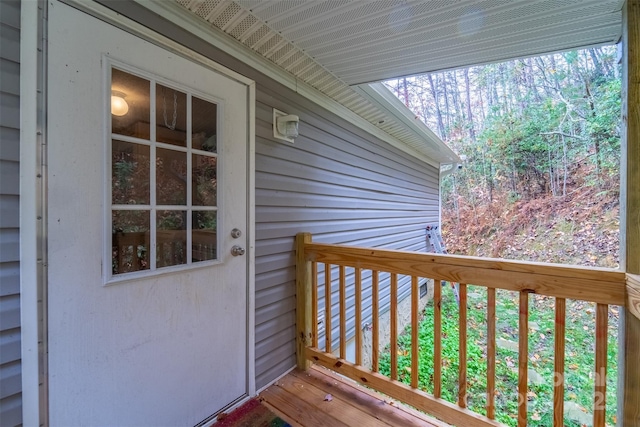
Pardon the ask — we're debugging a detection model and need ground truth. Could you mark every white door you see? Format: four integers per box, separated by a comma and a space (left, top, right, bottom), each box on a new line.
47, 3, 251, 426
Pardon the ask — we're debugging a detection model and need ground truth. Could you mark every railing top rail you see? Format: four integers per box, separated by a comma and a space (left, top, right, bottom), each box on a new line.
304, 242, 626, 306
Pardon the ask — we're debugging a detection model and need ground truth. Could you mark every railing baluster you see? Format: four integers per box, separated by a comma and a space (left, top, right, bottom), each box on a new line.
459, 283, 468, 408
487, 287, 496, 419
312, 262, 318, 348
390, 273, 398, 381
340, 265, 346, 360
553, 297, 566, 427
594, 303, 608, 427
518, 291, 529, 427
324, 263, 332, 353
411, 276, 419, 389
355, 267, 362, 366
434, 279, 442, 399
372, 270, 380, 372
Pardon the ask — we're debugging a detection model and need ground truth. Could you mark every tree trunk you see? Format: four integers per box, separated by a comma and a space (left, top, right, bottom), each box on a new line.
526, 58, 542, 102
452, 175, 460, 226
452, 71, 463, 126
584, 77, 603, 184
534, 57, 556, 97
499, 64, 510, 114
548, 142, 556, 196
477, 75, 487, 123
549, 54, 563, 92
443, 74, 451, 131
588, 48, 602, 76
403, 77, 410, 107
562, 134, 568, 197
464, 69, 476, 141
427, 74, 446, 138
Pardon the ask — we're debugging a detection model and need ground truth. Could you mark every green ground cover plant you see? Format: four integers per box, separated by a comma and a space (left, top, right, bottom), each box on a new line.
379, 284, 619, 426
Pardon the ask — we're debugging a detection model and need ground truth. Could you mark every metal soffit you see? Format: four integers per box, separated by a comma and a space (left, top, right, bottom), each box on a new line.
173, 0, 624, 164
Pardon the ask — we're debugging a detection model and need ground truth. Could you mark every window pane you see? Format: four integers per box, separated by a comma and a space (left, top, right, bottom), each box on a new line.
193, 154, 217, 206
193, 211, 217, 262
157, 210, 187, 268
192, 96, 217, 153
112, 140, 150, 205
111, 68, 150, 139
112, 210, 150, 275
156, 84, 187, 147
156, 148, 187, 205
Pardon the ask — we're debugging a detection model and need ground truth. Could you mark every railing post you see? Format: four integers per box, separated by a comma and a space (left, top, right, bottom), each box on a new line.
296, 232, 313, 370
622, 0, 640, 425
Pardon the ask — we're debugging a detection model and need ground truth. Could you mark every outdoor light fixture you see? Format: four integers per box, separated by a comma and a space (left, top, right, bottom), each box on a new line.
111, 91, 129, 116
273, 108, 299, 143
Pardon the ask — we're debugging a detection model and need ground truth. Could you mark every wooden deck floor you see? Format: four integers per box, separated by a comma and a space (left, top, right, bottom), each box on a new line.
259, 366, 447, 427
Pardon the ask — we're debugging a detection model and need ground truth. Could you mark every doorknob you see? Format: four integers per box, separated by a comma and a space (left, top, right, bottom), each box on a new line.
231, 245, 245, 256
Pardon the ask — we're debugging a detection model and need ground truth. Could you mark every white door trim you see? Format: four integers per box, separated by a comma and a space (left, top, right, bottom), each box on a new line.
20, 1, 46, 425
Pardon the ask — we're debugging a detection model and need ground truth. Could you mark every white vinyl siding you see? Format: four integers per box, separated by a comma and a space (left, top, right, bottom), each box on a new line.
253, 85, 438, 387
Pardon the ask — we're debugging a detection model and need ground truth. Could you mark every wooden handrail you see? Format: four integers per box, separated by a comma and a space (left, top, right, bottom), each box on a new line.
304, 243, 625, 305
296, 234, 627, 427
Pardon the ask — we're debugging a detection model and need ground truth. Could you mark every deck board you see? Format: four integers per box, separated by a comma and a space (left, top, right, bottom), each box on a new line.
259, 366, 446, 427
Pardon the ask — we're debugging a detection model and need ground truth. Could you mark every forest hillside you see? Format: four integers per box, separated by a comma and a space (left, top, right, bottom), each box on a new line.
386, 46, 621, 268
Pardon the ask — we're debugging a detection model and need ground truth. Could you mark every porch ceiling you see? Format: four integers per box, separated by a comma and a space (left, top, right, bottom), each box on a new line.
171, 0, 623, 165
180, 0, 623, 84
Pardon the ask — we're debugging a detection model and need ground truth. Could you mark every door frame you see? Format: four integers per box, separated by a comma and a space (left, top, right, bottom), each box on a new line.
20, 0, 256, 423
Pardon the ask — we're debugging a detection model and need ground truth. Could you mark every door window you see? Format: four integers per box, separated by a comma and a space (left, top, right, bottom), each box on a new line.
110, 66, 219, 278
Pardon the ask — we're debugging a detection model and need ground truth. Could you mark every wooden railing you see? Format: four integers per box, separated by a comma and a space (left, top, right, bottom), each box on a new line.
295, 233, 627, 427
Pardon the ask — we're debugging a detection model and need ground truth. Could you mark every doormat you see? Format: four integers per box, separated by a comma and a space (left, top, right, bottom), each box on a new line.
214, 398, 291, 427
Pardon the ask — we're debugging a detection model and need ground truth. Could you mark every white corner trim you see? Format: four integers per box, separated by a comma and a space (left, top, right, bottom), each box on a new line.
246, 80, 257, 396
20, 1, 43, 425
128, 0, 445, 167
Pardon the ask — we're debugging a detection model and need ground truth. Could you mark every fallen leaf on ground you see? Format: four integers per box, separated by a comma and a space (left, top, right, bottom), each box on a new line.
324, 394, 333, 402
